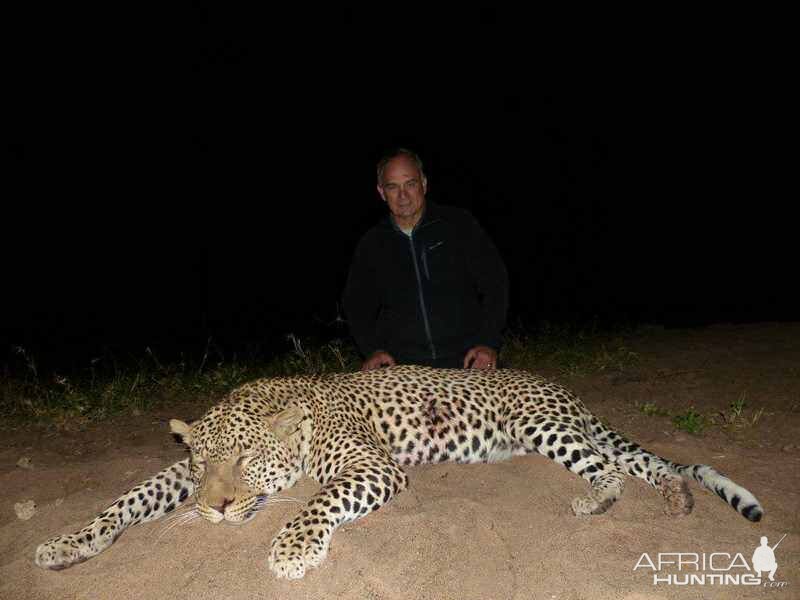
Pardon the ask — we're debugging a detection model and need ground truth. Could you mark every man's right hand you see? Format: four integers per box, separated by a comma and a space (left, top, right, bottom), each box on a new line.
361, 350, 396, 371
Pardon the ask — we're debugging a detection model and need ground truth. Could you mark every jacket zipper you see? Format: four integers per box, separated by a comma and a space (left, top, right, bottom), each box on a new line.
408, 233, 437, 360
421, 247, 430, 280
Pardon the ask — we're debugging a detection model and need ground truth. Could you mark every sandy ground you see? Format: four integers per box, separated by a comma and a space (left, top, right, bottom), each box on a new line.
1, 323, 798, 600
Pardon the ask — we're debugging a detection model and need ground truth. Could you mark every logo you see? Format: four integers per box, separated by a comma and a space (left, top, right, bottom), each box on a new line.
752, 535, 782, 582
633, 534, 788, 588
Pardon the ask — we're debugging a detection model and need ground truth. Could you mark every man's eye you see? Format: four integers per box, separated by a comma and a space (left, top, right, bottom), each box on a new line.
384, 184, 398, 191
406, 180, 418, 189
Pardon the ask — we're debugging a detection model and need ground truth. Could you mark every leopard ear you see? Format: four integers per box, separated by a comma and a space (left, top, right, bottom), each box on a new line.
267, 407, 305, 441
170, 419, 193, 444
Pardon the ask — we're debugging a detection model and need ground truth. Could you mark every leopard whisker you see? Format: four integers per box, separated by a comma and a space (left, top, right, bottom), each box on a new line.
159, 503, 198, 524
262, 497, 303, 505
153, 510, 201, 542
158, 511, 199, 532
252, 496, 303, 512
154, 517, 202, 544
155, 510, 197, 532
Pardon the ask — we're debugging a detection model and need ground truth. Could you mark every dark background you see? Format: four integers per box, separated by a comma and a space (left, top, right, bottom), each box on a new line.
4, 14, 796, 374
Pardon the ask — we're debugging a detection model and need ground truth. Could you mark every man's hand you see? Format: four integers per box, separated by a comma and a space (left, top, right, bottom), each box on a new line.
361, 350, 397, 371
463, 345, 497, 369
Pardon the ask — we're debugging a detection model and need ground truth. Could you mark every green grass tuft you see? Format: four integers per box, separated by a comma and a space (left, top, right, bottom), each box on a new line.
637, 402, 670, 417
672, 408, 708, 435
711, 392, 767, 431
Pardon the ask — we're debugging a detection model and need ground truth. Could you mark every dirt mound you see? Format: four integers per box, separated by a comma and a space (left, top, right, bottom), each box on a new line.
2, 323, 798, 599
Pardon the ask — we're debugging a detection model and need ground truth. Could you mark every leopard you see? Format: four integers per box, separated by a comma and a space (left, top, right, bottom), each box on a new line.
35, 365, 763, 579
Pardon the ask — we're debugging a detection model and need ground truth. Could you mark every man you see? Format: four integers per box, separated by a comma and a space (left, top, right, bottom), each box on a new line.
343, 148, 509, 370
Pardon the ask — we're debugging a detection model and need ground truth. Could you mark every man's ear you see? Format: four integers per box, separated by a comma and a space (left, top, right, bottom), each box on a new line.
267, 407, 305, 441
377, 183, 387, 203
170, 419, 193, 444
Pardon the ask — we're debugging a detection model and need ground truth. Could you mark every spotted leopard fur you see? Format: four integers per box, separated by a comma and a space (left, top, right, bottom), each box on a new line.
35, 366, 763, 578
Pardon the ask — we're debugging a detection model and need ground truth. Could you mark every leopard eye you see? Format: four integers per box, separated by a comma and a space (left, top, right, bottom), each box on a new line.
236, 450, 260, 466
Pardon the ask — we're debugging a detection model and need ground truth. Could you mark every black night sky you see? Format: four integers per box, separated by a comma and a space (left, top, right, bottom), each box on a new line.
5, 16, 796, 374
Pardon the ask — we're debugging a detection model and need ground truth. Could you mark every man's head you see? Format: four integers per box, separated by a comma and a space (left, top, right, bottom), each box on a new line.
376, 148, 428, 230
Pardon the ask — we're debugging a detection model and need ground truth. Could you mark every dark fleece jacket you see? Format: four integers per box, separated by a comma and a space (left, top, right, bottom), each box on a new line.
343, 202, 509, 365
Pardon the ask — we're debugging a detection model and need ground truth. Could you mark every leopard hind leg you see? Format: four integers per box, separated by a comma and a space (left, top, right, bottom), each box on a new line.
586, 418, 695, 517
588, 418, 763, 520
506, 416, 626, 516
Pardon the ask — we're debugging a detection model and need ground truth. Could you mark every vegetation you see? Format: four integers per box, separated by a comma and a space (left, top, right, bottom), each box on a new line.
500, 321, 640, 376
711, 392, 766, 432
2, 324, 638, 426
3, 324, 760, 437
671, 408, 708, 435
0, 337, 362, 427
636, 402, 670, 418
636, 393, 769, 436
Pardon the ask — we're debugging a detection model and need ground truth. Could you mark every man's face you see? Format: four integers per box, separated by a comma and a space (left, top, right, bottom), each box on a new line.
377, 155, 428, 229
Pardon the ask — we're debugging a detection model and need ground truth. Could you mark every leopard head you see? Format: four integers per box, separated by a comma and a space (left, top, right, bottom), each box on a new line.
170, 404, 305, 524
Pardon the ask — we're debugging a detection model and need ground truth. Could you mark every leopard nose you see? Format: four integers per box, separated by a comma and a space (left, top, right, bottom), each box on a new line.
212, 497, 234, 514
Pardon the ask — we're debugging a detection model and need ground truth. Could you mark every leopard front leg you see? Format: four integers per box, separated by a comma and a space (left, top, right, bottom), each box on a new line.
35, 459, 194, 570
268, 455, 408, 579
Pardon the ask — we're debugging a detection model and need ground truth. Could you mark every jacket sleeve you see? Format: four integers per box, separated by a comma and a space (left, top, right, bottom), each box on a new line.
461, 210, 509, 350
342, 235, 385, 358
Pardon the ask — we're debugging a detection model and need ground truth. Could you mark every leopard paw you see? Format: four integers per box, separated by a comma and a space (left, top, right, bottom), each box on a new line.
35, 535, 89, 570
268, 522, 330, 579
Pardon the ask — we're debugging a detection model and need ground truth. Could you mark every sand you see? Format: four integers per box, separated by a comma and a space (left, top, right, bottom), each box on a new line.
2, 323, 798, 600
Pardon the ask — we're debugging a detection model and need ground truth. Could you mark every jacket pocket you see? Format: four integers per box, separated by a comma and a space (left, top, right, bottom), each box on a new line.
422, 241, 445, 280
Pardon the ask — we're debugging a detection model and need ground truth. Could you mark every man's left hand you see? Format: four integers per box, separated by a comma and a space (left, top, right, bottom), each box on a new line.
463, 345, 498, 369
